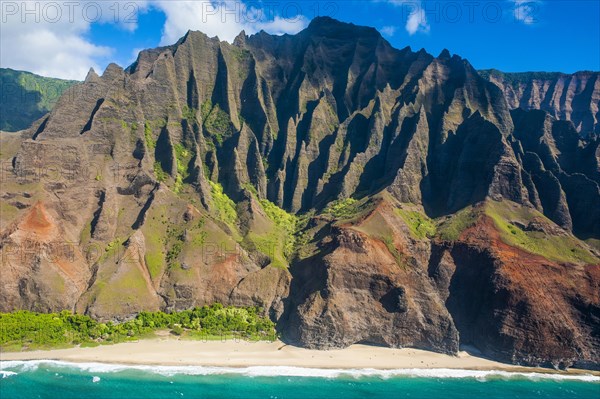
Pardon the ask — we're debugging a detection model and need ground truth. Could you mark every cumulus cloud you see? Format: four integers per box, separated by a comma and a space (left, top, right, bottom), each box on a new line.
382, 1, 430, 35
405, 6, 429, 35
252, 15, 309, 37
1, 0, 309, 79
4, 28, 113, 80
0, 0, 118, 79
153, 0, 308, 45
513, 0, 541, 24
380, 25, 397, 37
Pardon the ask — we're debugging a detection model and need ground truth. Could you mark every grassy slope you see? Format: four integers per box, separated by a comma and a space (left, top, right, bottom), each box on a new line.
437, 206, 479, 241
243, 190, 299, 269
321, 195, 597, 266
435, 200, 598, 264
0, 68, 77, 131
484, 200, 598, 264
395, 207, 437, 240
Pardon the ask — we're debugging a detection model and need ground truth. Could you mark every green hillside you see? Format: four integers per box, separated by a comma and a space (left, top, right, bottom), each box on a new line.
0, 68, 77, 131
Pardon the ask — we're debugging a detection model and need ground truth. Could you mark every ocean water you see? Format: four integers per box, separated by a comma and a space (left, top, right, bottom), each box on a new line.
1, 361, 598, 399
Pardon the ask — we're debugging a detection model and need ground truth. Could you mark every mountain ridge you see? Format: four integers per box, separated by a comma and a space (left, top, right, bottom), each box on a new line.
0, 68, 77, 132
1, 17, 599, 370
479, 68, 600, 136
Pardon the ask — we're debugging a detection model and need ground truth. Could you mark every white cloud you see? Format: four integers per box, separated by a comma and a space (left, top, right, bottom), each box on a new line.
0, 1, 134, 79
153, 1, 308, 45
405, 6, 429, 35
380, 25, 397, 37
513, 0, 541, 24
5, 28, 113, 80
252, 15, 309, 37
0, 0, 308, 80
382, 1, 430, 35
155, 0, 243, 45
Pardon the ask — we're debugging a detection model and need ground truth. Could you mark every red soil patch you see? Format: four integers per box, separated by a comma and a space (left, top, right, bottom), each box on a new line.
460, 215, 599, 322
19, 202, 54, 237
461, 215, 559, 267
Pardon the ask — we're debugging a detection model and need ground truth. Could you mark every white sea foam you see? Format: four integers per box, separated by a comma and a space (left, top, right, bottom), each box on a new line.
1, 370, 17, 378
0, 360, 598, 382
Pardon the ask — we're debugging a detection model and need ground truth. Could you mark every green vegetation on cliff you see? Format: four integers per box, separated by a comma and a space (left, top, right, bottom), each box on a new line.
182, 105, 197, 122
325, 198, 359, 219
478, 69, 564, 87
209, 181, 237, 225
484, 200, 598, 264
200, 99, 213, 121
0, 68, 77, 131
141, 202, 209, 278
396, 208, 436, 239
252, 203, 297, 268
153, 161, 168, 182
173, 143, 192, 193
240, 186, 300, 268
144, 121, 156, 149
0, 305, 276, 351
436, 206, 479, 241
142, 206, 169, 280
324, 197, 379, 224
260, 199, 298, 241
433, 200, 598, 264
199, 100, 233, 145
586, 238, 600, 252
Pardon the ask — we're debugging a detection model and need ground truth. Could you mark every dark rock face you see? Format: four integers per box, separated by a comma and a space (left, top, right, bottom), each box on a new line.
284, 206, 458, 354
430, 217, 600, 370
510, 108, 600, 238
480, 69, 600, 136
116, 17, 522, 217
0, 17, 599, 369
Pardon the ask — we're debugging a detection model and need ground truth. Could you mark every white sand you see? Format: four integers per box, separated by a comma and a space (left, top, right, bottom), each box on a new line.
2, 338, 598, 376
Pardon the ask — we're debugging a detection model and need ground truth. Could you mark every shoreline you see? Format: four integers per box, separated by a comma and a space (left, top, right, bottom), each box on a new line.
1, 338, 599, 377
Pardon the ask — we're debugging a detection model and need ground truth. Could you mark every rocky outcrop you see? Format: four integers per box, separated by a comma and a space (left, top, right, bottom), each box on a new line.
284, 201, 458, 353
0, 202, 91, 312
430, 214, 600, 369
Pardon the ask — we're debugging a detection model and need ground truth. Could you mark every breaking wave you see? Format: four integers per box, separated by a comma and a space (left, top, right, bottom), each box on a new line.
1, 360, 598, 382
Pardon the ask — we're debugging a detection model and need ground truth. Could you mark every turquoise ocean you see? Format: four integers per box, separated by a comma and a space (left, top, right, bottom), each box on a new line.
1, 361, 598, 399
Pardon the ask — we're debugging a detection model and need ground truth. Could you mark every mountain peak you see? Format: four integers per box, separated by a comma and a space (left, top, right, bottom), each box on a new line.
175, 29, 219, 47
306, 16, 380, 38
102, 63, 124, 80
84, 67, 99, 83
438, 49, 451, 60
234, 30, 247, 46
307, 16, 339, 28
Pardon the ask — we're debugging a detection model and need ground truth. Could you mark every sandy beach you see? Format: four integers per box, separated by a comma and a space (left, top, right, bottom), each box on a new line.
1, 337, 598, 376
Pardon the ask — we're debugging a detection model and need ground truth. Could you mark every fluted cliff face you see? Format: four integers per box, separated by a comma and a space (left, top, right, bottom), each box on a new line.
480, 69, 600, 136
1, 17, 599, 369
122, 18, 519, 216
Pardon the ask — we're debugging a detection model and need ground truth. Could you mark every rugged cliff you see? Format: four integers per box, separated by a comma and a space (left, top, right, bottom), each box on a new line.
480, 69, 600, 136
1, 17, 599, 369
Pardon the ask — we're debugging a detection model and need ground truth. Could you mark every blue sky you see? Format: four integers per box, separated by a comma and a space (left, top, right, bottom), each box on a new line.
1, 1, 598, 80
